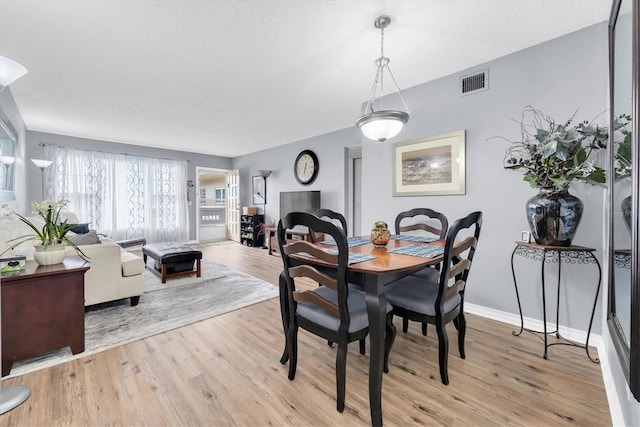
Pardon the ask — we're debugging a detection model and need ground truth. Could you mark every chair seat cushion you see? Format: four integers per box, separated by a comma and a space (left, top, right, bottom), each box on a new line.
409, 265, 440, 282
384, 275, 461, 317
296, 284, 392, 333
67, 229, 101, 245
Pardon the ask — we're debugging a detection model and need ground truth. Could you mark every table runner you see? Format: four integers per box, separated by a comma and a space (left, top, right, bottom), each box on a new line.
321, 237, 371, 247
390, 234, 437, 243
388, 244, 444, 258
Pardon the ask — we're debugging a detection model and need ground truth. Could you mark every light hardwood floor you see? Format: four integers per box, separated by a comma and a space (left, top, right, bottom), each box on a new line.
0, 242, 611, 426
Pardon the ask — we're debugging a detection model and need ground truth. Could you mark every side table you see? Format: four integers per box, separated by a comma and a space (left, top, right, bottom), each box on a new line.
1, 257, 90, 376
510, 241, 601, 363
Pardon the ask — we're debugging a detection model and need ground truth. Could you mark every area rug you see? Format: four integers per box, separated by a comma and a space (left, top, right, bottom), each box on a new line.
4, 260, 279, 379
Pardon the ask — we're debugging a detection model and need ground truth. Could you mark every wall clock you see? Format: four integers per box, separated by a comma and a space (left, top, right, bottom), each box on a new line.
294, 150, 319, 185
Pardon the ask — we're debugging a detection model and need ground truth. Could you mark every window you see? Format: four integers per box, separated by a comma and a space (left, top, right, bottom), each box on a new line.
215, 187, 226, 204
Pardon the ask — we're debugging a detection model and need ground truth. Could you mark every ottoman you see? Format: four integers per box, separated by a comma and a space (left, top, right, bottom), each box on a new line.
142, 242, 202, 283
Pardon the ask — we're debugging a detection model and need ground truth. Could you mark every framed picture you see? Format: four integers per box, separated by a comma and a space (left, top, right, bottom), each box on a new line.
392, 130, 466, 196
252, 176, 265, 205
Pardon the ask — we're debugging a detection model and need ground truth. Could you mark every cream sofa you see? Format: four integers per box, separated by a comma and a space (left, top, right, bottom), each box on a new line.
0, 218, 145, 306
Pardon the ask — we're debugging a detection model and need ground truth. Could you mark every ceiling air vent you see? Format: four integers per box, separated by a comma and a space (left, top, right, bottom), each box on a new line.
460, 69, 488, 95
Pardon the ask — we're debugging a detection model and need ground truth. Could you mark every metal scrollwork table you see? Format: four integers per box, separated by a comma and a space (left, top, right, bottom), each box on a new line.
510, 241, 601, 363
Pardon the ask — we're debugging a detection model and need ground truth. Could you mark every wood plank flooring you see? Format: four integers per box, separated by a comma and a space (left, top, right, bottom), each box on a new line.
0, 242, 611, 426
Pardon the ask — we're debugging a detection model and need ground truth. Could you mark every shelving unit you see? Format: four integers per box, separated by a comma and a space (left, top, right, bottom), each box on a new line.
240, 214, 264, 247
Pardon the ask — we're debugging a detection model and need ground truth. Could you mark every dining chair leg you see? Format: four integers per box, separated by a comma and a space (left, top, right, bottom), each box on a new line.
421, 322, 428, 336
328, 340, 334, 347
280, 347, 289, 365
457, 312, 467, 359
279, 273, 289, 365
384, 313, 396, 373
336, 342, 347, 413
359, 338, 366, 355
402, 317, 409, 333
287, 325, 298, 381
436, 320, 449, 385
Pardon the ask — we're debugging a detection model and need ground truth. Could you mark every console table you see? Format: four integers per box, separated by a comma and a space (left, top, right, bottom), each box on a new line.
510, 241, 601, 363
1, 257, 89, 376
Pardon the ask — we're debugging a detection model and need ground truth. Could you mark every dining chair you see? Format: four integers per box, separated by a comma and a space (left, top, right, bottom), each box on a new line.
277, 211, 396, 412
394, 208, 449, 335
385, 211, 482, 385
311, 208, 364, 352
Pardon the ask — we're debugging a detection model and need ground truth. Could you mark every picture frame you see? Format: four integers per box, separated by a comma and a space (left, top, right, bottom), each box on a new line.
392, 130, 466, 196
252, 175, 266, 205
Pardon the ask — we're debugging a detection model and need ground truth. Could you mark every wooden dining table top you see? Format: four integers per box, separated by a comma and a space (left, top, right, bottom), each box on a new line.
315, 236, 445, 275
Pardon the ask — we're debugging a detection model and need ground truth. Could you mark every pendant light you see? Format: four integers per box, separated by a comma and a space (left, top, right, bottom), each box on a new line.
356, 15, 411, 143
0, 57, 28, 92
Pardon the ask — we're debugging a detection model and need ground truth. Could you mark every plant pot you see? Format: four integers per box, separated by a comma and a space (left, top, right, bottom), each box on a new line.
33, 243, 67, 266
525, 186, 583, 246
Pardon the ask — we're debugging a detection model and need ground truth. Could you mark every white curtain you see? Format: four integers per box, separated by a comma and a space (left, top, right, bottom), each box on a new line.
45, 144, 189, 243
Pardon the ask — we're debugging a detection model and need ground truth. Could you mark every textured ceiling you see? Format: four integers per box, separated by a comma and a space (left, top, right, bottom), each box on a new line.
0, 1, 611, 157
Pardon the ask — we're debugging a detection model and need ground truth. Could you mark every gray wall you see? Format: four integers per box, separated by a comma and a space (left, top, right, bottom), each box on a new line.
231, 126, 362, 224
24, 131, 233, 241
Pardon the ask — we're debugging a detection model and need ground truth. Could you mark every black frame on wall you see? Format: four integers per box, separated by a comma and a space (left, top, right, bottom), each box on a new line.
608, 0, 639, 402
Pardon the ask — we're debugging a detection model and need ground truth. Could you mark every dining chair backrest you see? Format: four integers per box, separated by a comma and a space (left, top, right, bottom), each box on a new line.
394, 208, 448, 239
436, 211, 482, 312
278, 211, 351, 330
310, 208, 348, 242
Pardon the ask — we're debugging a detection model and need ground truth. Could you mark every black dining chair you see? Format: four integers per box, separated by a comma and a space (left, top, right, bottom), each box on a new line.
311, 208, 364, 351
277, 211, 396, 412
385, 211, 482, 385
394, 208, 449, 335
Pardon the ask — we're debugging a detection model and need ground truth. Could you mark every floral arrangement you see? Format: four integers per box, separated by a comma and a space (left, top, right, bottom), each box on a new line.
502, 106, 629, 188
1, 199, 88, 259
613, 114, 633, 180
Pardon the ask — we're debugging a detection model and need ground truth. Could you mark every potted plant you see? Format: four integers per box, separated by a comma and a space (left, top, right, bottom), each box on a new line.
502, 106, 629, 246
2, 199, 88, 264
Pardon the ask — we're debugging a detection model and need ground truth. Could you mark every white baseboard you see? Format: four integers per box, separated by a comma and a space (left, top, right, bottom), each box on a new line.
465, 302, 602, 347
464, 303, 623, 425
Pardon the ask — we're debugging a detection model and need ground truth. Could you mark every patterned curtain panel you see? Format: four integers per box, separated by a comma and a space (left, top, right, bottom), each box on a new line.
45, 144, 189, 243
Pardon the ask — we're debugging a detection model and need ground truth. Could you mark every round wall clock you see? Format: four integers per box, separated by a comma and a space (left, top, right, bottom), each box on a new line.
294, 150, 319, 185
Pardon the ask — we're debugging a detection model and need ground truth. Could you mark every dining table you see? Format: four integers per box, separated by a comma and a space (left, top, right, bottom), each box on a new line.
279, 234, 446, 427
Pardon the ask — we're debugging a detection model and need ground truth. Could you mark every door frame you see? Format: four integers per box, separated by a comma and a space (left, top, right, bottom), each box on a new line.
195, 166, 234, 242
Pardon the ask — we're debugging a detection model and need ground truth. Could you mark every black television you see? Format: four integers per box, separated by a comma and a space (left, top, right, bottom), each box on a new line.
279, 191, 321, 220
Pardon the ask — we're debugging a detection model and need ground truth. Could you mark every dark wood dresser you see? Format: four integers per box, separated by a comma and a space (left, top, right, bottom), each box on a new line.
1, 257, 89, 376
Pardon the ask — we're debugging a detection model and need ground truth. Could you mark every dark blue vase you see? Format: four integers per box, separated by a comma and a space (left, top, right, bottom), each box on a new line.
621, 194, 632, 233
526, 186, 583, 246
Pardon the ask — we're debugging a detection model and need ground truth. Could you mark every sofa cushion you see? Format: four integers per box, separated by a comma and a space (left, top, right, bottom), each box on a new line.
67, 230, 101, 246
121, 251, 145, 277
66, 223, 90, 234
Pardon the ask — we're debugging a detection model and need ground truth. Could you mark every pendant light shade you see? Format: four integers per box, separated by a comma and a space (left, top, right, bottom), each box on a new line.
0, 57, 28, 91
356, 110, 409, 142
356, 15, 410, 143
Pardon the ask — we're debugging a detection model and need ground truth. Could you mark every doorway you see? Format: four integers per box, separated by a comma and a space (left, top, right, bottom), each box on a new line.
346, 146, 362, 237
196, 167, 236, 243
